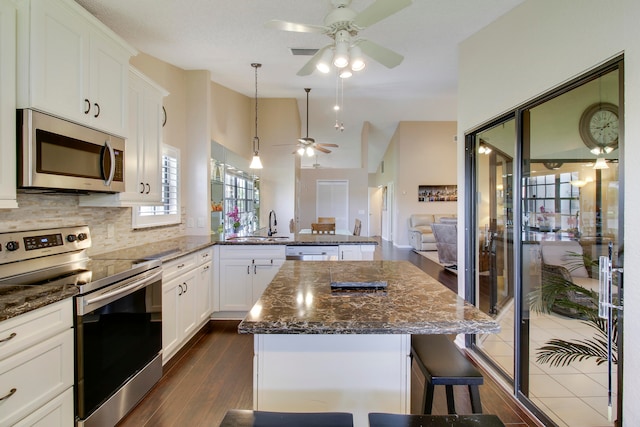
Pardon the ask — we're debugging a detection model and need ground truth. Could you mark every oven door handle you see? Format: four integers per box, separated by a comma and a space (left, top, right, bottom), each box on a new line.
78, 269, 162, 314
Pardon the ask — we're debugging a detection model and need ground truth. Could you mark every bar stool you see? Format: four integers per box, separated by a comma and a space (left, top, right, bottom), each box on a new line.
219, 409, 354, 427
411, 334, 484, 414
368, 412, 505, 427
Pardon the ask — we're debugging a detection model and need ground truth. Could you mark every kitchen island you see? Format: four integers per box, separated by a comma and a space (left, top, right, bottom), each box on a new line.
238, 260, 499, 427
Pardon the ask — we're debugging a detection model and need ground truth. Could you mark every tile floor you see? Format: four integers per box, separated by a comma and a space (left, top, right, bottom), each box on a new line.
478, 300, 617, 427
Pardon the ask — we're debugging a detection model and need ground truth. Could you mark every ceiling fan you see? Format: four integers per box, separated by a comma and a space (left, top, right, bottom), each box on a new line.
265, 0, 413, 76
295, 88, 338, 155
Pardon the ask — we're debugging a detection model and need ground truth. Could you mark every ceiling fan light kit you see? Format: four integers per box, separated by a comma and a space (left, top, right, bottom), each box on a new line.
294, 88, 339, 157
266, 0, 412, 77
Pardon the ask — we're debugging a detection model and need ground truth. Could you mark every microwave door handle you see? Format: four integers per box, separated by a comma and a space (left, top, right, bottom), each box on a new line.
103, 140, 116, 186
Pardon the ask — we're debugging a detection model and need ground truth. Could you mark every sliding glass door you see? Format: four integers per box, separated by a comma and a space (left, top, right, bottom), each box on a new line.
468, 60, 623, 427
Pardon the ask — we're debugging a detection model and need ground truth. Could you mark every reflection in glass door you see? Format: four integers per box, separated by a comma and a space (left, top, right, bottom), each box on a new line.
473, 119, 516, 382
521, 67, 622, 427
469, 61, 623, 427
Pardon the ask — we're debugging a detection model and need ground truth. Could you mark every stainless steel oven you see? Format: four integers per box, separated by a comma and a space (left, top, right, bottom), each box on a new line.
0, 226, 162, 427
17, 109, 125, 193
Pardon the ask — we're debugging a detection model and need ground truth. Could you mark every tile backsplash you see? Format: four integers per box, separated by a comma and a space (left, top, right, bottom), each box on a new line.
0, 194, 186, 255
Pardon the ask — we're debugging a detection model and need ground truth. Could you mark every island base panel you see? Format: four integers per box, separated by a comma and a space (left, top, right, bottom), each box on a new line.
254, 334, 411, 427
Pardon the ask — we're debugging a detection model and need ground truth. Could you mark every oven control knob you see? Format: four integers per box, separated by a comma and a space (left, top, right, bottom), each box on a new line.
6, 241, 19, 251
77, 233, 88, 241
67, 234, 77, 242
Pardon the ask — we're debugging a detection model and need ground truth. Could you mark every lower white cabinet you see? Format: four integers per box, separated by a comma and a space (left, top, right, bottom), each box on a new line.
0, 300, 74, 426
218, 245, 285, 313
162, 248, 213, 364
339, 244, 376, 260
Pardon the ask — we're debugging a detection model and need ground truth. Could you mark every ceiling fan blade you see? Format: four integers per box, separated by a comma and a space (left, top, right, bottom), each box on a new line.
353, 0, 413, 28
264, 19, 327, 33
356, 39, 403, 68
315, 146, 331, 154
296, 46, 331, 76
317, 143, 339, 148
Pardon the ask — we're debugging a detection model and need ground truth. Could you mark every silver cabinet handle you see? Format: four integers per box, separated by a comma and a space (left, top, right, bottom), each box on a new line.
0, 332, 16, 343
0, 388, 16, 402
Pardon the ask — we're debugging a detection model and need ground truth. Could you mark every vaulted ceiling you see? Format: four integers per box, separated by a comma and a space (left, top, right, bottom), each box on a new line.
75, 0, 524, 171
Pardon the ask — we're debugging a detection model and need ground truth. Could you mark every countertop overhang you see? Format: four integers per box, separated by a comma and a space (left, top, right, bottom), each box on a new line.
238, 260, 500, 335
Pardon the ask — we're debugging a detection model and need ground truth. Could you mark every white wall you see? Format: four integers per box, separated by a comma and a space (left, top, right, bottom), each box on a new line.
459, 0, 639, 423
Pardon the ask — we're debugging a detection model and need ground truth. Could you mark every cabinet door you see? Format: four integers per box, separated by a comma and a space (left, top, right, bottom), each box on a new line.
177, 270, 197, 338
88, 29, 128, 136
140, 87, 163, 201
252, 259, 284, 302
339, 245, 362, 260
162, 280, 180, 364
195, 261, 213, 323
219, 260, 253, 311
0, 0, 17, 208
28, 0, 89, 125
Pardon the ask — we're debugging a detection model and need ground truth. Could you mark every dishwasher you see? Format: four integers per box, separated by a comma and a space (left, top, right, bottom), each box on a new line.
285, 245, 339, 260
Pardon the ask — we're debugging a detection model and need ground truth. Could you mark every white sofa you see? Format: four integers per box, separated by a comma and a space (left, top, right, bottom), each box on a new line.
408, 213, 457, 251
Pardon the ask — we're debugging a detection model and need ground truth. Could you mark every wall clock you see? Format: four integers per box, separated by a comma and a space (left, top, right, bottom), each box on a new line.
579, 102, 619, 152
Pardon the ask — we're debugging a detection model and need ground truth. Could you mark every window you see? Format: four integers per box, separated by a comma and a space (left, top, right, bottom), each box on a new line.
223, 171, 256, 231
133, 144, 180, 228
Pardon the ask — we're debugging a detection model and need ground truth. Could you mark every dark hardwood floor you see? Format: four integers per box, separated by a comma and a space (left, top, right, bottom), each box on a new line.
119, 239, 540, 427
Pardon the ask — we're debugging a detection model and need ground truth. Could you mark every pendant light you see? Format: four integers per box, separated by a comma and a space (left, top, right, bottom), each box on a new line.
249, 63, 263, 169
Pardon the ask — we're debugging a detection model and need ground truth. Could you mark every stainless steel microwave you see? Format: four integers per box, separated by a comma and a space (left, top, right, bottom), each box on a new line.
17, 109, 125, 193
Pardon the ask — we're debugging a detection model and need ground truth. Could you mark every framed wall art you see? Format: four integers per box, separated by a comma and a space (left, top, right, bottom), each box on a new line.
418, 185, 457, 202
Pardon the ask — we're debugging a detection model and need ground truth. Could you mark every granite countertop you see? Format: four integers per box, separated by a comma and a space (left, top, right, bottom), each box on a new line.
238, 260, 500, 335
92, 235, 223, 262
0, 284, 78, 322
1, 233, 377, 323
92, 233, 377, 262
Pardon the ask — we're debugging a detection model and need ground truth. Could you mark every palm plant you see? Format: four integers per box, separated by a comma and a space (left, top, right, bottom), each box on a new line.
529, 251, 618, 367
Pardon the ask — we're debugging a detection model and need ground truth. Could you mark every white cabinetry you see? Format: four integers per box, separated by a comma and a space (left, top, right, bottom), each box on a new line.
218, 245, 285, 314
0, 0, 16, 209
79, 67, 168, 207
339, 244, 376, 260
162, 248, 213, 364
15, 0, 137, 137
0, 300, 74, 426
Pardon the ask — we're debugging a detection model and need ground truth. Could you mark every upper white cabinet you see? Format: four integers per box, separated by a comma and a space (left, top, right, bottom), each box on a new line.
80, 67, 168, 207
0, 0, 16, 208
15, 0, 137, 137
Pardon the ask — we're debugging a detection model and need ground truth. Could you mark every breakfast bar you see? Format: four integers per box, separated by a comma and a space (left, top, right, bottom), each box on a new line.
238, 260, 499, 427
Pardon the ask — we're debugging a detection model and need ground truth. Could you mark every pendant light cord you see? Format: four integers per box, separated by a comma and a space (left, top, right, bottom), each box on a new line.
252, 63, 261, 152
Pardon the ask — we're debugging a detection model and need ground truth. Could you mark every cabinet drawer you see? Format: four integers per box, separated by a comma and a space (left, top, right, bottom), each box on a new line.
12, 387, 73, 427
197, 248, 213, 265
163, 253, 197, 280
0, 328, 74, 426
0, 299, 72, 360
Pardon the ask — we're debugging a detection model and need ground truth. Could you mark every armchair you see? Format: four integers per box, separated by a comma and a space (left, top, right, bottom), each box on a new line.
431, 220, 457, 269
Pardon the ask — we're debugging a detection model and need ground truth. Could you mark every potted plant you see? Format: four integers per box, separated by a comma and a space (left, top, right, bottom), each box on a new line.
227, 205, 241, 233
529, 252, 618, 367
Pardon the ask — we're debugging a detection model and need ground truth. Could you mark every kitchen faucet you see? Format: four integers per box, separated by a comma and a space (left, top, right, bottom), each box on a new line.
268, 210, 277, 236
